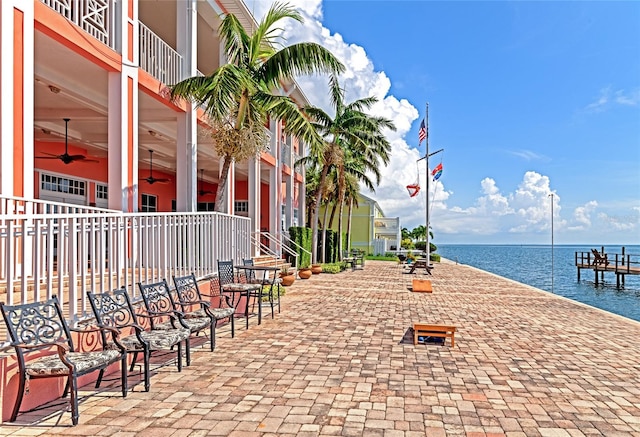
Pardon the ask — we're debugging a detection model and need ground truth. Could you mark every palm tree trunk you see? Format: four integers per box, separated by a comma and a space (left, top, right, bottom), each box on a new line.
336, 168, 346, 259
214, 156, 233, 213
311, 161, 330, 264
346, 198, 353, 254
328, 201, 338, 229
321, 201, 330, 263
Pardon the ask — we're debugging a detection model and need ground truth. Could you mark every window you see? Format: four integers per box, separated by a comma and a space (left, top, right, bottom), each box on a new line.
234, 201, 248, 214
293, 209, 299, 227
140, 194, 157, 212
41, 174, 85, 196
96, 184, 108, 200
198, 202, 215, 211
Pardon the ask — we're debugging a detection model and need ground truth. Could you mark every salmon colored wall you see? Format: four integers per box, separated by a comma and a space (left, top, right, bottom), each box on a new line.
260, 182, 269, 230
235, 180, 248, 199
34, 140, 108, 181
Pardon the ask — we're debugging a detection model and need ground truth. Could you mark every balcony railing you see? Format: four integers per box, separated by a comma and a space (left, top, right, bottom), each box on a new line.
139, 22, 183, 86
40, 0, 115, 48
1, 197, 251, 344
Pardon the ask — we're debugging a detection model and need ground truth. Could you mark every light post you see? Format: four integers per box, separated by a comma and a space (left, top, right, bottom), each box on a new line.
549, 193, 554, 293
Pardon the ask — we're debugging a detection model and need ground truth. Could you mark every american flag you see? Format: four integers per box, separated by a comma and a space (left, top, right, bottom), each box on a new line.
418, 119, 426, 144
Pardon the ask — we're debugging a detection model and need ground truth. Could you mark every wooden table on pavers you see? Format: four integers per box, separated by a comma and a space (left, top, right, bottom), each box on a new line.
408, 258, 433, 275
413, 323, 456, 347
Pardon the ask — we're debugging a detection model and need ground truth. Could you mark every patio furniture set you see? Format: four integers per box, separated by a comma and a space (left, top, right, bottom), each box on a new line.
0, 259, 282, 426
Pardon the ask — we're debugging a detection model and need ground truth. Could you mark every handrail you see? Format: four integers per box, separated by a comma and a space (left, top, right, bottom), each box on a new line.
574, 250, 640, 274
277, 232, 308, 270
251, 231, 300, 270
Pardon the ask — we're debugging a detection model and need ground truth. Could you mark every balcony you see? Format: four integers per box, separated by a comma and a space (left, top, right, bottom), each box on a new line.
374, 217, 400, 238
40, 0, 115, 48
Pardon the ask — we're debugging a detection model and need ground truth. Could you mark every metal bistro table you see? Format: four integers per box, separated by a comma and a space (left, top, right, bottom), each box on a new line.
233, 265, 281, 325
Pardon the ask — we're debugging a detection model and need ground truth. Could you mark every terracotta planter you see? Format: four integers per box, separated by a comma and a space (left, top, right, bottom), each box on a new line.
311, 264, 322, 274
280, 273, 295, 286
298, 268, 312, 279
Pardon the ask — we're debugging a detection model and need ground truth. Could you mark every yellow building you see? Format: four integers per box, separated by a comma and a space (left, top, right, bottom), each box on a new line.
321, 193, 400, 255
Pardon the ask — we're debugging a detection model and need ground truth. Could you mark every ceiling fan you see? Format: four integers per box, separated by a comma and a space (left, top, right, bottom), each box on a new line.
35, 118, 98, 164
140, 150, 170, 185
198, 169, 213, 196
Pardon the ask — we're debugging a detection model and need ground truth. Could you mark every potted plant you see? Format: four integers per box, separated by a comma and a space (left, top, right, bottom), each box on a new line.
311, 263, 323, 274
279, 266, 296, 286
298, 263, 312, 279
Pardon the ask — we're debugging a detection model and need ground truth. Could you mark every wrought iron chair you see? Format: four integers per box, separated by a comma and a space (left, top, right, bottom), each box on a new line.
217, 259, 262, 330
87, 287, 190, 393
173, 272, 235, 341
0, 296, 127, 425
138, 279, 211, 352
242, 258, 282, 319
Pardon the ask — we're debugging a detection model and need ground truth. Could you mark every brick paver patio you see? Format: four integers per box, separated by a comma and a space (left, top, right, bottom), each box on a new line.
2, 260, 639, 436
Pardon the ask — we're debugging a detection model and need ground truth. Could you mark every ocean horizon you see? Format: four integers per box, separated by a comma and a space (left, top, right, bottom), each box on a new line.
436, 244, 640, 322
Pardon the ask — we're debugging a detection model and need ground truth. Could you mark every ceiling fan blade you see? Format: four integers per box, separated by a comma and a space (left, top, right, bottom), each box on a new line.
35, 155, 63, 160
72, 155, 100, 163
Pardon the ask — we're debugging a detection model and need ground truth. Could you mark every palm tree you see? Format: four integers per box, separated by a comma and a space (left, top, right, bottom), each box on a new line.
301, 76, 395, 263
170, 2, 345, 212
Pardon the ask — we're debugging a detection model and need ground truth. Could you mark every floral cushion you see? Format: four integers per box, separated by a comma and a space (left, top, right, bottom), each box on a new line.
118, 328, 189, 351
208, 307, 235, 319
182, 308, 208, 319
25, 350, 121, 376
156, 317, 210, 332
222, 283, 261, 292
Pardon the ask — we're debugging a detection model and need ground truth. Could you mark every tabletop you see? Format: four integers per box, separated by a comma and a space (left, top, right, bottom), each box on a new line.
234, 265, 281, 272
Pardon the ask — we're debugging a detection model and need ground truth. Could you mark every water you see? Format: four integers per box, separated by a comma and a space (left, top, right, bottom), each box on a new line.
437, 245, 640, 322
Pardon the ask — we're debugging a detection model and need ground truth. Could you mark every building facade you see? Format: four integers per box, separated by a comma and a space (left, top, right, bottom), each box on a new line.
0, 0, 311, 420
1, 0, 306, 238
321, 193, 401, 255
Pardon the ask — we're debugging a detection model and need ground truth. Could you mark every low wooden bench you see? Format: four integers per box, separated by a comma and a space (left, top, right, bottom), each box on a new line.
413, 323, 456, 347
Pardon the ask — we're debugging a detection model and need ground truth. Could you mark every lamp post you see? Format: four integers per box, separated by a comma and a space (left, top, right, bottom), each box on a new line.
549, 193, 554, 293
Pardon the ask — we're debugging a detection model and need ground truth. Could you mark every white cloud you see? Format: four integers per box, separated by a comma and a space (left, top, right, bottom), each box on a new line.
244, 1, 637, 244
584, 86, 640, 112
567, 200, 598, 231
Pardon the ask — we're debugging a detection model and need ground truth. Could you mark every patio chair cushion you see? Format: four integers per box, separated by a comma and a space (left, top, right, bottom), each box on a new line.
156, 317, 210, 333
210, 307, 236, 319
118, 329, 190, 351
25, 350, 122, 377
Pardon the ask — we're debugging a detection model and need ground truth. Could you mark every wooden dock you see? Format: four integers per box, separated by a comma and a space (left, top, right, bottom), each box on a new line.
575, 247, 640, 287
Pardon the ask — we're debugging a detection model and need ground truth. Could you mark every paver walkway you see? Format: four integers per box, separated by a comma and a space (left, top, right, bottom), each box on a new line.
1, 261, 639, 436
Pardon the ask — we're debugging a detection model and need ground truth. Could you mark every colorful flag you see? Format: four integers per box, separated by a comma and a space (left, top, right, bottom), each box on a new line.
432, 163, 443, 181
418, 119, 426, 144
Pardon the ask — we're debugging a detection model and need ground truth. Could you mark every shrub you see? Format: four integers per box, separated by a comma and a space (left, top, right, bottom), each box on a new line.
321, 263, 343, 274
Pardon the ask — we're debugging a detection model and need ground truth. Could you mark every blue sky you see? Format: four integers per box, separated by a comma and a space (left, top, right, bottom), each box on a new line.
245, 1, 640, 245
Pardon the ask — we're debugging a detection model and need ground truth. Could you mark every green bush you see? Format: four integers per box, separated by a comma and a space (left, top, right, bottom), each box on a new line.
288, 226, 312, 268
260, 285, 287, 301
321, 263, 343, 274
430, 253, 441, 263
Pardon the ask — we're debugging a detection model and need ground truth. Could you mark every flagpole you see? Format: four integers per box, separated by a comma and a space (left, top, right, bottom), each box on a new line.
425, 103, 430, 263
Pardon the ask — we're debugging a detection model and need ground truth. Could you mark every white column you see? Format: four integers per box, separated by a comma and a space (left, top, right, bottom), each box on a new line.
108, 0, 138, 212
175, 0, 197, 211
0, 0, 34, 198
247, 157, 260, 256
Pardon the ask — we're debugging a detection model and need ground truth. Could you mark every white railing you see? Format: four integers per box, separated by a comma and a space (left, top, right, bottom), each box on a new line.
1, 206, 251, 337
40, 0, 115, 48
1, 195, 120, 216
139, 22, 183, 86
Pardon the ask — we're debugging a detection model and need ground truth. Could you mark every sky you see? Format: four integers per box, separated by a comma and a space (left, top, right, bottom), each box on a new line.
243, 0, 640, 245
